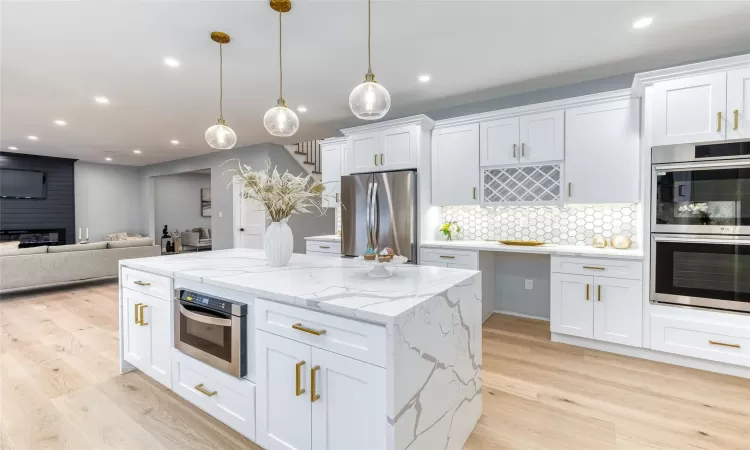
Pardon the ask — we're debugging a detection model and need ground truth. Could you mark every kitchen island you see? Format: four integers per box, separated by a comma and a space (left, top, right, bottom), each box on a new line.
119, 249, 482, 450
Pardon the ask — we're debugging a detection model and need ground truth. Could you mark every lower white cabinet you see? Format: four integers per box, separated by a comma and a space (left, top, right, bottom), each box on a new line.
256, 330, 386, 450
305, 239, 341, 257
550, 273, 594, 339
593, 277, 643, 347
122, 288, 172, 387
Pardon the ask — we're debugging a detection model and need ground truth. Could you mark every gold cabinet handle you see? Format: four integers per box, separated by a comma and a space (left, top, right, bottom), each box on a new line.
439, 255, 456, 259
512, 144, 517, 158
335, 193, 339, 203
134, 303, 142, 324
597, 285, 601, 302
709, 340, 740, 349
319, 246, 330, 249
134, 280, 151, 287
380, 153, 384, 165
195, 383, 217, 397
583, 266, 605, 271
138, 304, 148, 326
374, 154, 378, 166
718, 111, 723, 132
473, 187, 477, 200
292, 323, 327, 336
295, 361, 306, 396
586, 284, 590, 301
568, 182, 572, 198
311, 365, 321, 402
735, 109, 740, 130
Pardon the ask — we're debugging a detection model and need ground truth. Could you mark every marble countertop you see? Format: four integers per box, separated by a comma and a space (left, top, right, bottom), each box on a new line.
304, 235, 341, 242
421, 240, 643, 260
121, 249, 478, 325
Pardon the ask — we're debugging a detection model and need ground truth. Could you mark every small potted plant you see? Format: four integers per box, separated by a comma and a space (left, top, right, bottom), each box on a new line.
440, 221, 461, 241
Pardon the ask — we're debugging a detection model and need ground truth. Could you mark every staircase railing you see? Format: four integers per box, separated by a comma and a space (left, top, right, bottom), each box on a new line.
294, 140, 321, 175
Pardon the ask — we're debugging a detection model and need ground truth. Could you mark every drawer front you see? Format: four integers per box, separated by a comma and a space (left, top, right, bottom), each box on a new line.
420, 260, 476, 271
171, 351, 256, 440
651, 315, 750, 367
551, 256, 642, 280
420, 248, 478, 269
306, 241, 341, 255
121, 266, 171, 300
255, 299, 386, 367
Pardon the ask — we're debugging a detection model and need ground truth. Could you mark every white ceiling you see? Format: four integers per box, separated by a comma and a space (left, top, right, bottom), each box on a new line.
2, 0, 750, 166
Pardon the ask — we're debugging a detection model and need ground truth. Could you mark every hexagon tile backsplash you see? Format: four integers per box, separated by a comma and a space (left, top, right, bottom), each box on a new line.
442, 204, 640, 248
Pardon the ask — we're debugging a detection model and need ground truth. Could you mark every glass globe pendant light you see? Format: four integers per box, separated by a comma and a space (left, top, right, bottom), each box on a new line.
349, 0, 390, 120
205, 32, 237, 149
264, 0, 299, 137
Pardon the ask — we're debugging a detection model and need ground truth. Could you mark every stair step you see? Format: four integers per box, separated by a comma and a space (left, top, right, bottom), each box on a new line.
294, 151, 307, 155
303, 161, 315, 166
312, 171, 322, 175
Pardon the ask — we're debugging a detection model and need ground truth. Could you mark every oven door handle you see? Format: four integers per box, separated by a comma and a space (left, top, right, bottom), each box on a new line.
180, 305, 232, 327
652, 235, 750, 245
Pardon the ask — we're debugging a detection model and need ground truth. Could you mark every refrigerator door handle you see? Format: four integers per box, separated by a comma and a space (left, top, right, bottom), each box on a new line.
365, 182, 373, 247
372, 181, 380, 245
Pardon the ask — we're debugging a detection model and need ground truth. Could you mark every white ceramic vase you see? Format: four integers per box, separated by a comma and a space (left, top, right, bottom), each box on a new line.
265, 219, 293, 267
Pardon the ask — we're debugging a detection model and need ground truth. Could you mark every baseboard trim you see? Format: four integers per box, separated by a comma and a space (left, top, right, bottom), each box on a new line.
0, 276, 117, 297
551, 332, 750, 379
494, 310, 550, 322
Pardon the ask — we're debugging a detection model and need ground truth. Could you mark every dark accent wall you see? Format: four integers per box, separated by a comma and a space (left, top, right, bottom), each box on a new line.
0, 152, 76, 244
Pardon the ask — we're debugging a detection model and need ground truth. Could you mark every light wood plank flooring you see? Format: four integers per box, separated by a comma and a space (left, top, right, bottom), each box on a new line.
2, 282, 750, 449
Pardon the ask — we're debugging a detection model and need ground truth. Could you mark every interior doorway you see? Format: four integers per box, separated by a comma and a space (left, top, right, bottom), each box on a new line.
232, 177, 265, 249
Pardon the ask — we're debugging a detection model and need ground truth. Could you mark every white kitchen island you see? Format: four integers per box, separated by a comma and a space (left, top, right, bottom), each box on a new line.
119, 249, 482, 450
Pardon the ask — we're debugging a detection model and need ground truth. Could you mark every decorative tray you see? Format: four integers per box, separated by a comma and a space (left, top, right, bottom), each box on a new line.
499, 240, 545, 247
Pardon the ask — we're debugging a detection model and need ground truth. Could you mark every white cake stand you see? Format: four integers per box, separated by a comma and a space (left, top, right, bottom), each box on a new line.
354, 255, 408, 278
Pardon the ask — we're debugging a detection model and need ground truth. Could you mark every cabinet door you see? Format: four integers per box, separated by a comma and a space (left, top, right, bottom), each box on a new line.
348, 132, 379, 174
380, 125, 417, 170
652, 73, 727, 145
432, 124, 479, 206
565, 99, 640, 204
519, 110, 564, 163
143, 297, 172, 388
480, 117, 519, 166
321, 143, 342, 208
593, 277, 643, 347
311, 347, 386, 450
727, 67, 750, 140
123, 290, 149, 368
551, 273, 594, 338
257, 331, 312, 450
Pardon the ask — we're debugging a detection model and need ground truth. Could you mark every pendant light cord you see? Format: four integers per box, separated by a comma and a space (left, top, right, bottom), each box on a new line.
219, 42, 224, 119
367, 0, 372, 74
279, 11, 283, 100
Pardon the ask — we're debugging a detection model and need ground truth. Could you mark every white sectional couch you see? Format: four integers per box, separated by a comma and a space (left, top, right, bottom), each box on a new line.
0, 239, 160, 293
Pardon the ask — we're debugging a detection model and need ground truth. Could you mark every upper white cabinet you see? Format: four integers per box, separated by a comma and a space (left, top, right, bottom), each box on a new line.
320, 140, 343, 208
652, 73, 727, 145
380, 125, 417, 170
348, 131, 380, 174
565, 99, 640, 204
480, 117, 519, 166
432, 124, 480, 206
727, 67, 750, 140
480, 111, 564, 166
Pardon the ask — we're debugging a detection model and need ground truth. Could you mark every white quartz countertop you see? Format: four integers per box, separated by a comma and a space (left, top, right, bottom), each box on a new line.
421, 240, 643, 260
120, 249, 477, 325
304, 235, 341, 242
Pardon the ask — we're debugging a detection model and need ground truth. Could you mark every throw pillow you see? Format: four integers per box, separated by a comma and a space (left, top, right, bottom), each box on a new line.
0, 245, 48, 257
107, 237, 154, 249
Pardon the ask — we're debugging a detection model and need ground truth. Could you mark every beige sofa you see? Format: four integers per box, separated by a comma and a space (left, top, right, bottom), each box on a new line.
0, 239, 160, 293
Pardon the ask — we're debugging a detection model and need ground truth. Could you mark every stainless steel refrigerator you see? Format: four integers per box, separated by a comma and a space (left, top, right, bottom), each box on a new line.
341, 170, 417, 261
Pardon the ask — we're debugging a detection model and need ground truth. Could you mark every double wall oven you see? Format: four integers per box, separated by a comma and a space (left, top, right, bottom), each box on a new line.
651, 141, 750, 313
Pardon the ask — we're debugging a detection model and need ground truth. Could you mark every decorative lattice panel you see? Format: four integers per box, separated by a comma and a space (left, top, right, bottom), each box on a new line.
483, 164, 562, 205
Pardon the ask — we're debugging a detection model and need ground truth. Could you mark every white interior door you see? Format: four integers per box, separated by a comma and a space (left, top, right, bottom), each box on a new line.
321, 143, 342, 208
727, 67, 750, 140
233, 179, 265, 249
519, 110, 564, 163
311, 347, 386, 450
256, 331, 312, 450
551, 273, 594, 339
593, 277, 643, 347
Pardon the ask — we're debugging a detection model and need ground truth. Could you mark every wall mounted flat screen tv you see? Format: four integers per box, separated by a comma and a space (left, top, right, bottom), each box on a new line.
0, 169, 47, 199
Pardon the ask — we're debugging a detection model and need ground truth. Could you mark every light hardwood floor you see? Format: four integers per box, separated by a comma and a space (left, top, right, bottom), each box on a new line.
2, 282, 750, 450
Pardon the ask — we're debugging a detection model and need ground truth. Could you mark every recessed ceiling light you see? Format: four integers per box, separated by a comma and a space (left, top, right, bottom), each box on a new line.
164, 57, 180, 68
133, 149, 142, 154
8, 146, 18, 150
54, 119, 67, 126
105, 157, 112, 161
94, 96, 110, 105
632, 17, 653, 29
170, 140, 180, 145
27, 135, 39, 141
297, 106, 308, 113
418, 74, 431, 83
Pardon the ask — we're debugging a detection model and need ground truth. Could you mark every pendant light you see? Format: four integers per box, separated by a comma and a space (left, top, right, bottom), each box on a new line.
263, 0, 299, 137
349, 0, 390, 120
205, 32, 238, 149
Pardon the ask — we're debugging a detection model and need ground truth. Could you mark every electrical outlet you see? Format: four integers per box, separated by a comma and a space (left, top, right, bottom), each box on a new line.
219, 211, 223, 218
525, 279, 534, 290
520, 217, 529, 227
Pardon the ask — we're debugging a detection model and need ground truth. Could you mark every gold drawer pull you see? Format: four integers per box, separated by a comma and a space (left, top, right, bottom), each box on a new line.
374, 154, 378, 166
586, 284, 590, 301
439, 255, 456, 259
709, 340, 740, 349
195, 383, 217, 397
134, 280, 151, 286
292, 323, 327, 336
295, 361, 306, 396
473, 187, 477, 200
134, 303, 142, 324
598, 285, 601, 302
311, 365, 321, 402
734, 109, 740, 130
138, 304, 148, 326
319, 246, 330, 249
717, 111, 723, 132
583, 266, 605, 271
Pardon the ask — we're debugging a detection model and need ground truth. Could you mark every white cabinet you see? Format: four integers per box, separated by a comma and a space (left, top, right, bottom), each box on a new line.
652, 72, 728, 145
348, 131, 380, 174
321, 142, 342, 208
122, 288, 172, 388
480, 117, 519, 166
346, 125, 420, 174
432, 124, 479, 206
727, 67, 750, 140
565, 99, 640, 204
551, 273, 594, 339
519, 110, 565, 163
256, 330, 386, 450
593, 277, 643, 347
305, 239, 341, 257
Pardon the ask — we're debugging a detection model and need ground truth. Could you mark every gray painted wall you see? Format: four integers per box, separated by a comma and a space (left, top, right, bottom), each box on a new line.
493, 253, 551, 320
74, 161, 142, 242
154, 172, 211, 238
